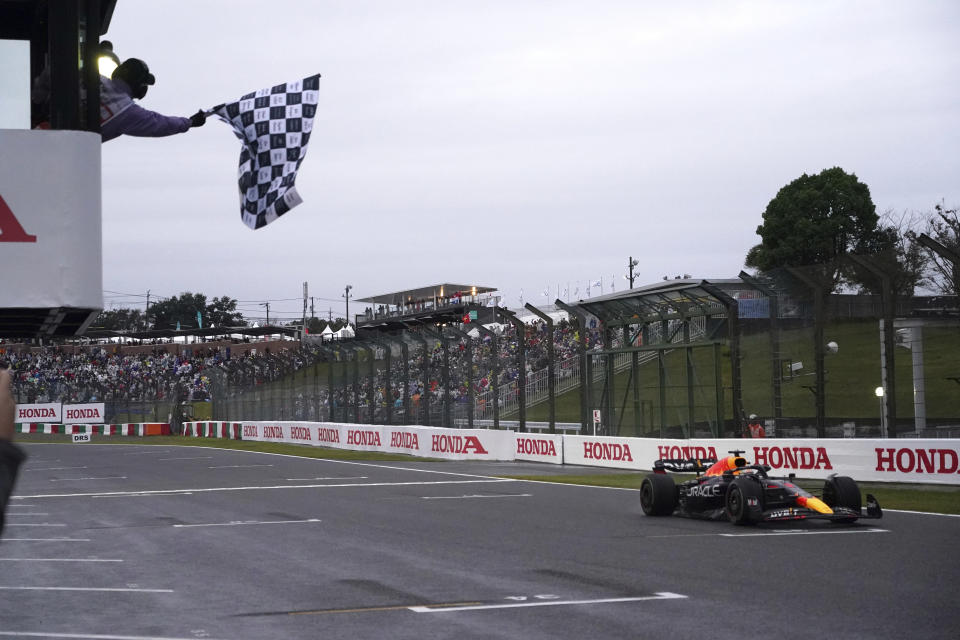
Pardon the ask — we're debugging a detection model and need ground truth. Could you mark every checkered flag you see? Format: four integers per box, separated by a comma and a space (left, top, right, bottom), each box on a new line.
212, 74, 320, 229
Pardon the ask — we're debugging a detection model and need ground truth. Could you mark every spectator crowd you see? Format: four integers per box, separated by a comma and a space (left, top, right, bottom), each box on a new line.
1, 316, 605, 425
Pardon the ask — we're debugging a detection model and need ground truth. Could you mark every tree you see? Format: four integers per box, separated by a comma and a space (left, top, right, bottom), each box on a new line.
870, 210, 931, 297
306, 316, 325, 334
924, 202, 960, 295
745, 167, 888, 290
148, 293, 246, 329
206, 296, 246, 327
147, 293, 208, 330
92, 308, 146, 332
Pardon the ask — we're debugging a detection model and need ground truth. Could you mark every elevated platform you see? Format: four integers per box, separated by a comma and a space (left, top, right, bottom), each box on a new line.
355, 283, 499, 330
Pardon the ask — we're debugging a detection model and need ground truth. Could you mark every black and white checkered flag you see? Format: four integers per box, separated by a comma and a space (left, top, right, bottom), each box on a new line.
212, 74, 320, 230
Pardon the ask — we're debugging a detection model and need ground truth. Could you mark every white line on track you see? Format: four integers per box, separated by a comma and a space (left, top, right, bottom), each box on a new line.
421, 494, 533, 500
885, 508, 960, 518
121, 451, 178, 456
0, 558, 122, 562
208, 464, 274, 469
91, 493, 192, 499
188, 449, 524, 481
409, 592, 687, 612
719, 528, 889, 537
25, 466, 88, 472
285, 476, 368, 481
1, 538, 91, 542
49, 477, 127, 482
7, 513, 49, 516
17, 478, 516, 499
172, 518, 320, 528
0, 633, 225, 640
157, 456, 214, 461
4, 523, 67, 527
0, 631, 225, 640
0, 586, 172, 593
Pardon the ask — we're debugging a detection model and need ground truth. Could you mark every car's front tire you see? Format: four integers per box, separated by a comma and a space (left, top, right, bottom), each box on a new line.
725, 477, 763, 525
640, 474, 677, 516
823, 475, 861, 523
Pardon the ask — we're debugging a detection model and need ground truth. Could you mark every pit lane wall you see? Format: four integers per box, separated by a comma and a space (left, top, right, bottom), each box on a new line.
182, 422, 960, 485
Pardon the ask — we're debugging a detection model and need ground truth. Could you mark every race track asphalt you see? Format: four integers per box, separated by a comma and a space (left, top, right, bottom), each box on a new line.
1, 442, 958, 640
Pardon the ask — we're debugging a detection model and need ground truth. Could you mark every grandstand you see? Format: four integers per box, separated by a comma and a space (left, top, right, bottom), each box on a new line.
5, 269, 960, 438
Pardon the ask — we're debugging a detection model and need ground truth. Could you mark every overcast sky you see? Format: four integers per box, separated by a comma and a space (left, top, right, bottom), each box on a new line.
6, 1, 960, 323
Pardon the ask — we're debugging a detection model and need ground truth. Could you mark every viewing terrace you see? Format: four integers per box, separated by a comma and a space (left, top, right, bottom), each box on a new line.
354, 283, 500, 329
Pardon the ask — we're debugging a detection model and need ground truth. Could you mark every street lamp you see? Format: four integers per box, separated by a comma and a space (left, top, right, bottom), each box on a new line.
874, 386, 887, 438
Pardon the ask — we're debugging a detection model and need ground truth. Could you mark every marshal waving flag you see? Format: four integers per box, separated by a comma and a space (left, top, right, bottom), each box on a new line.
212, 74, 320, 229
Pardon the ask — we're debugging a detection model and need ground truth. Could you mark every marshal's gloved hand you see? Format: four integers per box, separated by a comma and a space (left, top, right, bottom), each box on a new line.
189, 110, 207, 128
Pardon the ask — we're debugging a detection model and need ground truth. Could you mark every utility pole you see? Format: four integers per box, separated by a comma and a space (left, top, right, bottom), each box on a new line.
626, 256, 639, 288
260, 301, 270, 326
145, 289, 151, 330
310, 296, 315, 320
302, 282, 308, 340
328, 307, 333, 322
343, 284, 353, 327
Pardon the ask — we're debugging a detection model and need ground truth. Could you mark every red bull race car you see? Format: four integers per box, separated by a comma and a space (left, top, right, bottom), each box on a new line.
640, 450, 882, 525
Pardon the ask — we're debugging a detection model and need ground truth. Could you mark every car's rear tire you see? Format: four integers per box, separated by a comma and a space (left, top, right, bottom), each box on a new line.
823, 475, 861, 523
725, 477, 763, 525
640, 474, 677, 516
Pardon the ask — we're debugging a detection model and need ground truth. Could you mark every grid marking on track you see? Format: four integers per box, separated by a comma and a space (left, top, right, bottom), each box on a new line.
16, 478, 517, 500
408, 592, 688, 613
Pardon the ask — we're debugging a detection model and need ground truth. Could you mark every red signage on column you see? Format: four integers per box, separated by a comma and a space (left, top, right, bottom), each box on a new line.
0, 194, 37, 243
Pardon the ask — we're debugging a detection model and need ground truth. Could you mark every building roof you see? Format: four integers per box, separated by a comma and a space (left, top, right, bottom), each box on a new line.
357, 284, 497, 305
567, 278, 747, 326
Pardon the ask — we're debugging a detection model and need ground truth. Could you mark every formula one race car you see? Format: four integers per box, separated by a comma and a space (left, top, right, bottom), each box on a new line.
640, 451, 882, 525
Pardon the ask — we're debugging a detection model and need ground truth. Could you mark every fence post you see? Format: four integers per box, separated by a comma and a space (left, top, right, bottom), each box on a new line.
524, 303, 555, 433
555, 300, 589, 433
498, 308, 526, 433
474, 324, 500, 429
445, 325, 474, 429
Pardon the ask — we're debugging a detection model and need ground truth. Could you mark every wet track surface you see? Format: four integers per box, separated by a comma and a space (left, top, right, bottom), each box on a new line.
2, 442, 958, 639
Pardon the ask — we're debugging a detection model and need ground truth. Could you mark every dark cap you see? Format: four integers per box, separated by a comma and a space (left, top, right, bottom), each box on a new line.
113, 58, 155, 86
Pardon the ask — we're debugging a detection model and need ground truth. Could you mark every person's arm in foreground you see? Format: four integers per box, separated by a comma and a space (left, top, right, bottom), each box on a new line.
0, 368, 27, 538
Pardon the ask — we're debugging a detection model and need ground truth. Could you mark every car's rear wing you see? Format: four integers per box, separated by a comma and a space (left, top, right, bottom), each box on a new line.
653, 458, 718, 475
